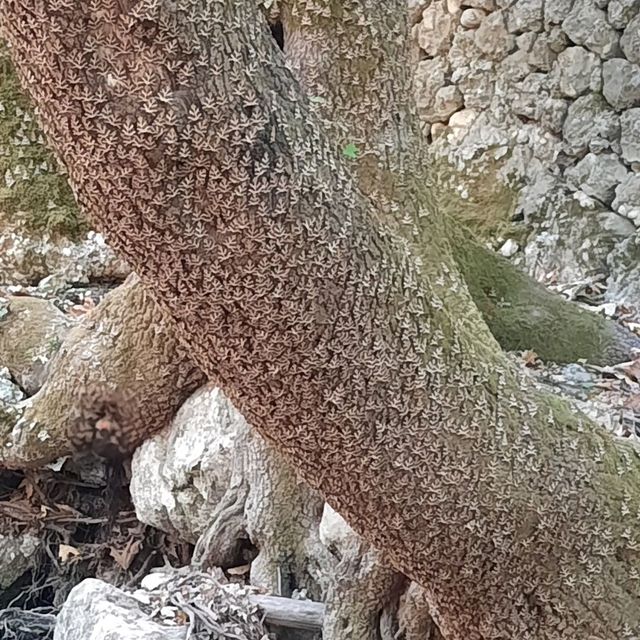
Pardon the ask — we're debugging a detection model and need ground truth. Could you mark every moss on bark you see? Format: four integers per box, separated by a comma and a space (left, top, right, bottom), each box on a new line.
453, 227, 640, 364
0, 42, 84, 238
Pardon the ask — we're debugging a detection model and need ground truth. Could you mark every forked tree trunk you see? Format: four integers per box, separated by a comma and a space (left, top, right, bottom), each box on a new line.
3, 2, 640, 638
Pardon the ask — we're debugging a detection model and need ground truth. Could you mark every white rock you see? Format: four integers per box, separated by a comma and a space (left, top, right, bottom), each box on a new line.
319, 504, 357, 557
499, 238, 520, 257
140, 572, 172, 592
475, 11, 515, 61
54, 579, 185, 640
608, 0, 640, 30
130, 386, 248, 542
554, 46, 602, 98
460, 8, 485, 28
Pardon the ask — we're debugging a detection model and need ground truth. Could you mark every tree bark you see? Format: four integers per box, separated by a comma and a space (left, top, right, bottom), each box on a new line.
3, 3, 640, 639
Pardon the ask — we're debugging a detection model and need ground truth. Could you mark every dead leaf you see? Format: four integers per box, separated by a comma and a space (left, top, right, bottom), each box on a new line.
110, 538, 142, 571
59, 544, 81, 563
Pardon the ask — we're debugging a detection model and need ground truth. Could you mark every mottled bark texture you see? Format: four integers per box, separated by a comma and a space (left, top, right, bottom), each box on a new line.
3, 3, 640, 639
0, 276, 203, 468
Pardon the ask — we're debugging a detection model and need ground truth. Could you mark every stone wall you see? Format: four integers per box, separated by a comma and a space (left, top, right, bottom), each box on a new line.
413, 0, 640, 302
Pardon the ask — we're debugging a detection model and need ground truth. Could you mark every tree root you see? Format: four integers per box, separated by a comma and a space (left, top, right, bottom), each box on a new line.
0, 275, 204, 469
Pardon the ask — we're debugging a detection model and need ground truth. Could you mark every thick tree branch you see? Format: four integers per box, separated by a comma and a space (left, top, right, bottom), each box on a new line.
3, 2, 640, 638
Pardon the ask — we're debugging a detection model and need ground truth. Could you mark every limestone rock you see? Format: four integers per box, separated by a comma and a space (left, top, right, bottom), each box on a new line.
460, 8, 486, 28
54, 579, 186, 640
0, 221, 129, 287
505, 0, 543, 33
429, 85, 464, 122
319, 504, 357, 558
130, 386, 248, 542
522, 186, 634, 284
0, 296, 73, 395
565, 153, 629, 205
456, 66, 496, 108
603, 59, 640, 110
415, 58, 449, 119
0, 533, 40, 588
544, 0, 574, 24
464, 0, 495, 9
608, 0, 640, 29
621, 108, 640, 163
474, 11, 515, 60
528, 32, 560, 71
418, 1, 456, 56
613, 173, 640, 223
562, 2, 621, 59
563, 94, 620, 157
554, 47, 602, 98
607, 235, 640, 304
0, 365, 25, 404
621, 13, 640, 65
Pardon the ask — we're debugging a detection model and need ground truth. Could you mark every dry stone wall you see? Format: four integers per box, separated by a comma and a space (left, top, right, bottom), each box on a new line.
412, 0, 640, 303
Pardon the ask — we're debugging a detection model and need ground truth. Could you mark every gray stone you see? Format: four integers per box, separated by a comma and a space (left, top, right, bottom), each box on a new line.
475, 11, 516, 60
130, 387, 247, 542
562, 2, 621, 59
460, 7, 486, 28
506, 0, 543, 33
516, 32, 537, 52
565, 153, 629, 204
538, 98, 570, 134
563, 94, 620, 157
528, 32, 558, 71
547, 26, 569, 54
554, 47, 602, 98
54, 579, 187, 640
613, 173, 640, 221
523, 187, 634, 284
449, 28, 481, 67
454, 64, 496, 108
544, 0, 574, 24
429, 85, 464, 122
415, 58, 448, 115
511, 73, 547, 120
418, 1, 457, 56
0, 367, 24, 404
0, 534, 40, 588
621, 107, 640, 163
608, 0, 640, 29
464, 0, 495, 9
607, 235, 640, 304
621, 14, 640, 65
603, 59, 640, 110
500, 49, 533, 82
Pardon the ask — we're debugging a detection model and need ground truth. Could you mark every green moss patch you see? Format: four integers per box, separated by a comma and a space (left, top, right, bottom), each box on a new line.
0, 42, 86, 239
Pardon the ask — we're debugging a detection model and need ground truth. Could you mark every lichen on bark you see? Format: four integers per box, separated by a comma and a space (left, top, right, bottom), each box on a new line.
4, 2, 640, 638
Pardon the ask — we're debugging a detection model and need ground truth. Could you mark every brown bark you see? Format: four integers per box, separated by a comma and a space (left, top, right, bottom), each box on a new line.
3, 2, 640, 639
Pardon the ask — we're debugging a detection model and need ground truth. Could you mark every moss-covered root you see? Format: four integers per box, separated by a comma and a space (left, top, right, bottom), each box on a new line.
454, 233, 640, 366
0, 276, 205, 469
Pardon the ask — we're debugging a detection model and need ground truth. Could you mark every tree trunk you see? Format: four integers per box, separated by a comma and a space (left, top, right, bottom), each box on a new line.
3, 3, 640, 639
